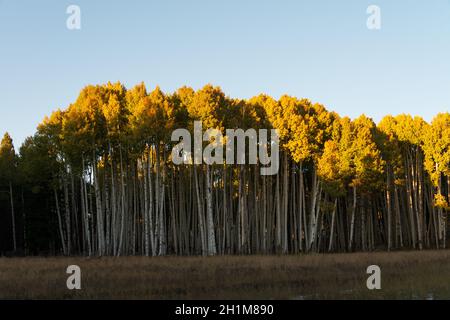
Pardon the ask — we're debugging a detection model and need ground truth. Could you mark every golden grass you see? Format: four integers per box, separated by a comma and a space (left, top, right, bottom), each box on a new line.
1, 250, 450, 299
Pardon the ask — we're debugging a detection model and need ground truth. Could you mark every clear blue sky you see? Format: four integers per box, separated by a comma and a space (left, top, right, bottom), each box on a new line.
1, 0, 450, 148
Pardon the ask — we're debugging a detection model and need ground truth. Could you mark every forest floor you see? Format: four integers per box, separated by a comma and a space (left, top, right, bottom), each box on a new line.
1, 250, 450, 299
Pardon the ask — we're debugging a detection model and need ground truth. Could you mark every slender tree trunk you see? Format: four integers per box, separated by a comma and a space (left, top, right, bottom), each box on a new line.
282, 155, 289, 253
110, 154, 118, 255
117, 146, 126, 256
81, 157, 92, 256
93, 151, 104, 256
63, 174, 72, 255
300, 163, 307, 251
386, 166, 392, 251
143, 156, 150, 256
54, 187, 67, 255
406, 156, 417, 249
205, 164, 217, 255
394, 183, 403, 248
308, 167, 319, 251
361, 198, 366, 251
21, 189, 27, 255
328, 198, 338, 252
194, 165, 206, 255
158, 146, 167, 255
70, 173, 80, 253
415, 150, 423, 250
222, 165, 227, 254
349, 185, 357, 251
275, 165, 281, 252
437, 169, 445, 249
9, 181, 16, 252
148, 147, 156, 255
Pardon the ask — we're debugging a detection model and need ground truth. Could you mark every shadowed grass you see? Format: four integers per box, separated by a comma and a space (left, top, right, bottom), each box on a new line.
1, 250, 450, 299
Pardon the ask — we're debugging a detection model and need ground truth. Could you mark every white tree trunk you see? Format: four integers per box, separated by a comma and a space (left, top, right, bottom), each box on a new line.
117, 147, 126, 256
328, 198, 337, 252
54, 187, 67, 255
93, 152, 104, 256
143, 156, 150, 256
194, 166, 206, 255
148, 148, 156, 255
205, 165, 217, 255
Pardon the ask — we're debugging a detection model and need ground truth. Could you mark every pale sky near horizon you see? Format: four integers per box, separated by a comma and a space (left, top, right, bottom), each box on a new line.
1, 0, 450, 148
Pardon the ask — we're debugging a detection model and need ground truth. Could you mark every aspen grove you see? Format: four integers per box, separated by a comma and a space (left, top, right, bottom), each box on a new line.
0, 82, 449, 256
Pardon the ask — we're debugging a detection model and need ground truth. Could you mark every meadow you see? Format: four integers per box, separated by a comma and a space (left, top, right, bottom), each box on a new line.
1, 250, 450, 300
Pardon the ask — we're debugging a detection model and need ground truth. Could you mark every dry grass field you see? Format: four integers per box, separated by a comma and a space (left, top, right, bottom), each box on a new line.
1, 250, 450, 300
